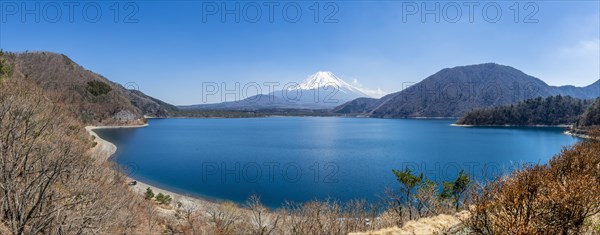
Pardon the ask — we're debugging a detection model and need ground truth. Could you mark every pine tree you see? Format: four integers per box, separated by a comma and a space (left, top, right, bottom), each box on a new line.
144, 187, 154, 200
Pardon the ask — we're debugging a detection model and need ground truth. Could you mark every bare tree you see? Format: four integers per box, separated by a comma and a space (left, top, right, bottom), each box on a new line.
0, 80, 88, 234
244, 194, 280, 235
207, 202, 242, 235
466, 131, 600, 234
0, 79, 163, 234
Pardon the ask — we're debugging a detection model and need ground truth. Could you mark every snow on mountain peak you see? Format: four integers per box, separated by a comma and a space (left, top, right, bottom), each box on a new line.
286, 71, 382, 98
296, 71, 349, 90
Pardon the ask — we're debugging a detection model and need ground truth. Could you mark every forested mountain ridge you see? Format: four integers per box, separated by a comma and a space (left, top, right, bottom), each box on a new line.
455, 96, 593, 126
334, 63, 600, 117
575, 97, 600, 129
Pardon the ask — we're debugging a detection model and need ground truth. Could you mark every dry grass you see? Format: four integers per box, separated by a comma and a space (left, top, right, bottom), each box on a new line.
350, 211, 470, 235
466, 130, 600, 234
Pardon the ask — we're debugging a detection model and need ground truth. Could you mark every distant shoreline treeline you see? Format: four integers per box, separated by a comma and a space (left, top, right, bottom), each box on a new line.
456, 95, 595, 126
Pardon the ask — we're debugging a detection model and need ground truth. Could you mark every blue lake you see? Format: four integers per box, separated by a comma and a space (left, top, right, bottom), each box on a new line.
95, 117, 579, 208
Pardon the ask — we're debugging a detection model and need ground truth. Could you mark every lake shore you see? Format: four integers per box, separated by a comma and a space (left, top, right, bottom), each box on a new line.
451, 123, 572, 128
85, 123, 223, 212
85, 118, 580, 212
564, 130, 592, 139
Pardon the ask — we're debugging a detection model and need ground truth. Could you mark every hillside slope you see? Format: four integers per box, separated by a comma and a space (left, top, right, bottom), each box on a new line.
332, 97, 379, 114
4, 51, 177, 124
334, 63, 600, 117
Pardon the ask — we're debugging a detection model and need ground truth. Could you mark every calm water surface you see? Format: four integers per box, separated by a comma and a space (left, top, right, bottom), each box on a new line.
95, 117, 578, 207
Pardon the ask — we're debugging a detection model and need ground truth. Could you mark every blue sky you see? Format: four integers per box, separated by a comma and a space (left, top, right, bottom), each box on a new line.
1, 1, 599, 105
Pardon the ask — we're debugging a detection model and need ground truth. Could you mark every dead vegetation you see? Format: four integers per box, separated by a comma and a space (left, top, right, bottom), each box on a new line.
466, 130, 600, 234
0, 79, 167, 234
166, 170, 472, 235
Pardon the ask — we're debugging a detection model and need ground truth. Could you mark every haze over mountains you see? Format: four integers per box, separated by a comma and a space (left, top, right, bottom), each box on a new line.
334, 63, 600, 117
181, 71, 373, 110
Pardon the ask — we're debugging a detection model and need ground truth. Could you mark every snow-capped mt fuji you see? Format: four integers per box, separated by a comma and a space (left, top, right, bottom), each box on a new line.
182, 71, 374, 110
293, 71, 368, 95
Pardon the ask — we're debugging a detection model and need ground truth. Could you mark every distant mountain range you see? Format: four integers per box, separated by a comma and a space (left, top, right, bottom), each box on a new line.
5, 52, 599, 121
180, 71, 372, 110
334, 63, 600, 118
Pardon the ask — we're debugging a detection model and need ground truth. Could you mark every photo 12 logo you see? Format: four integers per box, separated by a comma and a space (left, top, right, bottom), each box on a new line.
401, 1, 539, 23
200, 161, 339, 184
399, 161, 526, 182
200, 81, 343, 104
0, 1, 140, 23
201, 1, 339, 23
